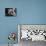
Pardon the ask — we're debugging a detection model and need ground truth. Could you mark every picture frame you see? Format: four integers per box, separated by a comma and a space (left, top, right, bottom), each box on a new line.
5, 8, 17, 17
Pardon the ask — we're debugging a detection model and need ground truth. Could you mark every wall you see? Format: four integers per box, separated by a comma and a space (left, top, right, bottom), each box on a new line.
0, 0, 46, 44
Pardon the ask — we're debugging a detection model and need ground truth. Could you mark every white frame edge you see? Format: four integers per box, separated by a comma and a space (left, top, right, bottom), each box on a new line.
18, 24, 20, 43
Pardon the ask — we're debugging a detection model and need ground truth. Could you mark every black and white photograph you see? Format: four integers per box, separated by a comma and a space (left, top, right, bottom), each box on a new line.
5, 8, 17, 16
18, 25, 46, 46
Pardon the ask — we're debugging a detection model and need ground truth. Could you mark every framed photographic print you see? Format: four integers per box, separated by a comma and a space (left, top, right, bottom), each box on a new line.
5, 8, 17, 16
18, 24, 46, 41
